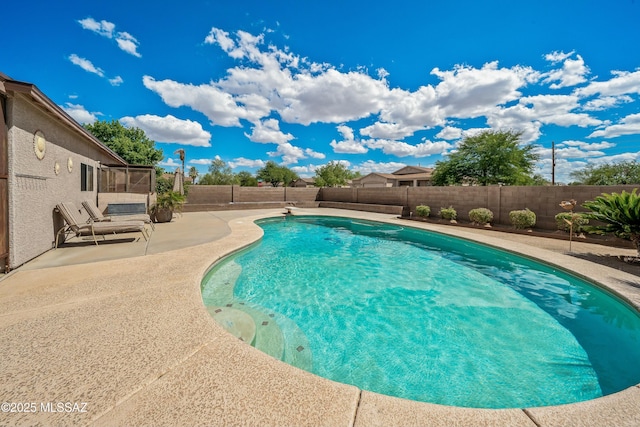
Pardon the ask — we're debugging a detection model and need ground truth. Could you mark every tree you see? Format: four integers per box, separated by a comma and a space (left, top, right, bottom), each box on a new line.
570, 161, 640, 185
188, 166, 199, 184
256, 161, 298, 187
236, 171, 258, 187
314, 161, 359, 187
197, 173, 216, 185
432, 130, 538, 186
208, 158, 237, 185
520, 174, 551, 186
84, 120, 163, 165
582, 189, 640, 256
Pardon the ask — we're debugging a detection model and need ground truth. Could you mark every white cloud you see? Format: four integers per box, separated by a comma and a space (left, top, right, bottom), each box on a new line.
584, 151, 640, 165
543, 52, 589, 89
267, 142, 306, 164
159, 158, 182, 168
61, 103, 100, 124
364, 139, 451, 158
139, 27, 639, 164
588, 113, 640, 138
109, 76, 124, 86
330, 139, 369, 154
78, 17, 115, 37
360, 121, 425, 139
576, 70, 640, 97
485, 94, 601, 143
582, 95, 633, 111
244, 118, 294, 144
560, 140, 616, 150
555, 147, 605, 159
204, 28, 237, 53
305, 148, 325, 159
518, 95, 601, 127
277, 69, 388, 125
290, 164, 317, 176
120, 114, 212, 147
431, 62, 540, 119
115, 32, 142, 57
142, 76, 246, 127
68, 54, 104, 77
189, 158, 212, 165
78, 17, 141, 57
435, 126, 463, 140
330, 124, 369, 154
544, 50, 575, 64
228, 158, 266, 168
353, 160, 407, 175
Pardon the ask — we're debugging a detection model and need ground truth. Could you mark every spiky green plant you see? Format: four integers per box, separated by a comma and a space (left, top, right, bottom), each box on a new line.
582, 189, 640, 256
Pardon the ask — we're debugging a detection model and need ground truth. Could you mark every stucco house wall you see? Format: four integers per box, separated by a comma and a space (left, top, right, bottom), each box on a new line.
4, 81, 125, 269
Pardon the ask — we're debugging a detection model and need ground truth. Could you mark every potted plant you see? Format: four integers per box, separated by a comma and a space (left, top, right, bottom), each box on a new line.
150, 191, 186, 223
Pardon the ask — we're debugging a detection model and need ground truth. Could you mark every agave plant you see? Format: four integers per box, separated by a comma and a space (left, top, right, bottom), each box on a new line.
582, 189, 640, 256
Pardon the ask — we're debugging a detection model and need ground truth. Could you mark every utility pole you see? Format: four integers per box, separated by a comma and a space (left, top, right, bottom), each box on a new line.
551, 141, 555, 186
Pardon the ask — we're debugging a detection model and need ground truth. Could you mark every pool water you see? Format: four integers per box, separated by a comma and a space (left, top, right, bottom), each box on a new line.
201, 216, 640, 408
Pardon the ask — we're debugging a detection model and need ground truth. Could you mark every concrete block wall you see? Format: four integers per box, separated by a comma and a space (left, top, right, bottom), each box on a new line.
184, 184, 640, 231
186, 185, 233, 204
234, 187, 284, 203
357, 187, 409, 205
285, 187, 320, 202
408, 185, 639, 229
320, 188, 357, 203
185, 186, 320, 206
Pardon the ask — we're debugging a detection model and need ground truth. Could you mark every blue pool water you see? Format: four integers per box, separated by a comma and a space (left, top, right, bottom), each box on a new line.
201, 216, 640, 408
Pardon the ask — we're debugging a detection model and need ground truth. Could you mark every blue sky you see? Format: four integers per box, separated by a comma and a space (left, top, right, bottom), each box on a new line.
3, 0, 640, 183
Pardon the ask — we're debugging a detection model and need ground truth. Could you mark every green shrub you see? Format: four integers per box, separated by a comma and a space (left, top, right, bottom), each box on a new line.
469, 208, 494, 225
416, 205, 431, 218
509, 208, 536, 229
583, 189, 640, 256
439, 206, 457, 220
555, 212, 589, 233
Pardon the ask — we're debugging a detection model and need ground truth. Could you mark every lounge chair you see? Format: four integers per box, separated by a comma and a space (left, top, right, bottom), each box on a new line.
82, 200, 155, 230
55, 202, 148, 248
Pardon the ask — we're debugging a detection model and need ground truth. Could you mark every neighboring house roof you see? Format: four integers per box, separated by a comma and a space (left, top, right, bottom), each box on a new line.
354, 167, 434, 184
0, 72, 127, 166
392, 166, 433, 175
394, 172, 433, 180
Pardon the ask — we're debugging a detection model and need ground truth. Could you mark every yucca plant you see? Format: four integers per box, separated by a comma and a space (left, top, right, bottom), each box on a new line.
582, 189, 640, 256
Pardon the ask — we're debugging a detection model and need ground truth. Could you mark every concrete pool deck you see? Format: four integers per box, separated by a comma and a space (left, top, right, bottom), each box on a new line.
0, 208, 639, 426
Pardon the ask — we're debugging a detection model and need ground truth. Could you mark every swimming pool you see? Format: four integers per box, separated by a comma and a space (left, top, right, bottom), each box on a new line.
201, 215, 640, 409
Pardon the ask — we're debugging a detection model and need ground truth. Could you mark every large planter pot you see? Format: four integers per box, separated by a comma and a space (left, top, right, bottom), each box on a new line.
153, 208, 174, 223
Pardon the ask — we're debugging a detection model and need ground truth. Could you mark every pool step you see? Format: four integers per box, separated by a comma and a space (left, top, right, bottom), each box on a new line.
240, 305, 285, 361
277, 315, 313, 372
207, 306, 256, 344
201, 261, 242, 306
205, 303, 312, 372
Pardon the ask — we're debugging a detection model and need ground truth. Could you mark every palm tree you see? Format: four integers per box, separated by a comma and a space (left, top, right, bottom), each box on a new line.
582, 189, 640, 256
188, 166, 198, 184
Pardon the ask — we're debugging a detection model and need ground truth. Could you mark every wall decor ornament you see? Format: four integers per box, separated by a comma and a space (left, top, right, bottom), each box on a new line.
34, 130, 46, 160
54, 162, 60, 175
67, 157, 73, 173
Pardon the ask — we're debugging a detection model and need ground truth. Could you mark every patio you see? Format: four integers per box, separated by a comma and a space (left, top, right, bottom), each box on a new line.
1, 208, 639, 426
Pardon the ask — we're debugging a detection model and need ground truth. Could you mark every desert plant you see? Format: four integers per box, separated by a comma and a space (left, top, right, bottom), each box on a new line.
150, 191, 186, 223
416, 205, 431, 218
439, 206, 457, 220
582, 189, 640, 256
469, 208, 494, 225
555, 212, 589, 233
509, 208, 536, 229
